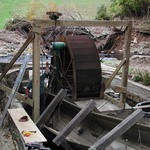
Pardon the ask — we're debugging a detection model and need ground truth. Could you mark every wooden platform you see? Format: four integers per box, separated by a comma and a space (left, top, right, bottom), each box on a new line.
8, 108, 47, 144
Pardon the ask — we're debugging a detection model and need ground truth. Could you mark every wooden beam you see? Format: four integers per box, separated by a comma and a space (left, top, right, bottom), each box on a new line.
32, 26, 41, 121
120, 21, 132, 107
44, 87, 56, 97
33, 20, 131, 28
53, 100, 96, 146
89, 109, 144, 150
0, 83, 33, 107
112, 85, 127, 94
0, 33, 34, 82
104, 58, 126, 90
36, 89, 67, 127
104, 94, 120, 107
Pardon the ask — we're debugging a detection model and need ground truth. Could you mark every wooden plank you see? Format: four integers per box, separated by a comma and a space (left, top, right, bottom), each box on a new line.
0, 83, 33, 107
44, 87, 56, 97
32, 26, 41, 121
53, 100, 96, 146
104, 94, 120, 107
0, 54, 30, 128
0, 68, 20, 76
8, 108, 47, 143
0, 33, 34, 82
89, 109, 144, 150
120, 22, 132, 107
36, 89, 67, 127
33, 20, 131, 28
104, 58, 126, 90
112, 85, 127, 94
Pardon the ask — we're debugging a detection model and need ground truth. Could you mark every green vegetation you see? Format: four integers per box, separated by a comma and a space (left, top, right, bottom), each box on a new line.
0, 0, 111, 29
143, 71, 150, 86
133, 71, 143, 82
0, 0, 30, 29
133, 70, 150, 86
109, 0, 150, 18
95, 5, 110, 20
96, 0, 150, 20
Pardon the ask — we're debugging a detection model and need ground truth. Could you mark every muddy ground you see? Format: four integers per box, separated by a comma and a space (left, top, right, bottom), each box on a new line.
0, 22, 149, 149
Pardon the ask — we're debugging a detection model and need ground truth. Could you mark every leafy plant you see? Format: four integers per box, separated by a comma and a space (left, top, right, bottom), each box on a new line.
133, 70, 143, 82
109, 0, 150, 18
143, 71, 150, 86
133, 70, 150, 86
26, 0, 47, 21
96, 0, 150, 20
95, 5, 110, 20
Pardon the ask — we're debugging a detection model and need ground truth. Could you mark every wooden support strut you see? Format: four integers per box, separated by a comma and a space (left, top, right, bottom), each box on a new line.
36, 89, 67, 127
53, 100, 96, 146
0, 33, 34, 82
104, 58, 126, 90
104, 93, 120, 107
89, 109, 144, 150
112, 85, 127, 94
0, 83, 33, 107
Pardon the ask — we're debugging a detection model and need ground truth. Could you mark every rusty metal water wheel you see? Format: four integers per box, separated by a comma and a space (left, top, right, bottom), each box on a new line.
53, 35, 102, 99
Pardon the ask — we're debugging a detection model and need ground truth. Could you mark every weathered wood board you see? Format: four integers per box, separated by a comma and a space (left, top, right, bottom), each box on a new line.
53, 100, 96, 146
89, 109, 144, 150
8, 108, 47, 143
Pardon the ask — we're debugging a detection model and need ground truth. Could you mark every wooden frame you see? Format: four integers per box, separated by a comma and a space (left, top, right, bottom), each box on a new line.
32, 19, 132, 120
0, 19, 132, 121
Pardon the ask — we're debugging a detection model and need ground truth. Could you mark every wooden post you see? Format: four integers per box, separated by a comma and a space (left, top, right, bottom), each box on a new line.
53, 100, 96, 146
36, 89, 67, 127
89, 109, 144, 150
120, 21, 132, 108
32, 25, 41, 121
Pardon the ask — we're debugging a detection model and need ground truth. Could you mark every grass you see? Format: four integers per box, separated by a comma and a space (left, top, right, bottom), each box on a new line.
133, 70, 150, 86
0, 0, 111, 29
0, 0, 30, 29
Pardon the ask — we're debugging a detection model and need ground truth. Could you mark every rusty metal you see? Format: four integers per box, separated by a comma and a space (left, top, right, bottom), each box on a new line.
46, 11, 62, 20
59, 35, 102, 99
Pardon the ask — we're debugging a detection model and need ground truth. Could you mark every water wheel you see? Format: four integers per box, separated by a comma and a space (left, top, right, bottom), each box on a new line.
51, 35, 102, 100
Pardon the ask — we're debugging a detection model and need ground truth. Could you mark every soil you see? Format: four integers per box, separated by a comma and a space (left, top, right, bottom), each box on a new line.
0, 128, 17, 150
0, 20, 149, 149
